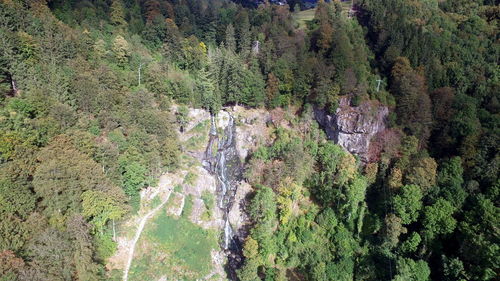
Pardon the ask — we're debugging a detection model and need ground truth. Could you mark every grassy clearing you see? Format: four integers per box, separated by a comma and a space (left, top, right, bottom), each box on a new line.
293, 2, 353, 29
128, 211, 218, 280
180, 154, 198, 169
293, 8, 316, 29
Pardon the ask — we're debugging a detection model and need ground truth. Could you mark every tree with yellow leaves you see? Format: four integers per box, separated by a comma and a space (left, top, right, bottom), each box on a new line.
112, 35, 129, 66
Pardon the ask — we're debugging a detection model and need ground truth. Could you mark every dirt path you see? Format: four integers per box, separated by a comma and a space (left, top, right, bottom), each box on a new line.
122, 187, 172, 281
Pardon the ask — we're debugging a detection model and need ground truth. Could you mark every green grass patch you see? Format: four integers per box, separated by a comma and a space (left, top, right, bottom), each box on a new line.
174, 184, 183, 193
210, 138, 218, 158
189, 119, 210, 134
151, 195, 162, 209
201, 191, 214, 211
128, 211, 218, 280
183, 171, 198, 185
201, 191, 215, 221
293, 8, 316, 29
185, 134, 208, 151
108, 269, 122, 281
179, 154, 197, 169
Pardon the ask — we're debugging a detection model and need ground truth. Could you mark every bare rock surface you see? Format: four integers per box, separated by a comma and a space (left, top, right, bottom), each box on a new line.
184, 166, 217, 197
183, 107, 211, 134
315, 96, 388, 162
231, 106, 271, 162
228, 181, 253, 235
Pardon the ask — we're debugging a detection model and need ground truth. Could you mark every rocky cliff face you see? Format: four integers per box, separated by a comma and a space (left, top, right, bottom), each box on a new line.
183, 106, 271, 278
315, 96, 389, 163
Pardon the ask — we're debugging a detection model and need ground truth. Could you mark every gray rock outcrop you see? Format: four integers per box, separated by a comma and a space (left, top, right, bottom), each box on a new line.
315, 96, 389, 162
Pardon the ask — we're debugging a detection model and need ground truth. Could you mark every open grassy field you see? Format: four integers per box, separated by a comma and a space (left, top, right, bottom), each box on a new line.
340, 0, 353, 15
128, 211, 218, 280
293, 1, 353, 29
293, 8, 316, 29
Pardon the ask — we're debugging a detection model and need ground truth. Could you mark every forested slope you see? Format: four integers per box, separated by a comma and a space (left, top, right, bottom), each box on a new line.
0, 0, 498, 280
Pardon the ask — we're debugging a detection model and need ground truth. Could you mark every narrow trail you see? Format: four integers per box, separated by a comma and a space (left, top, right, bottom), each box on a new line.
122, 187, 172, 281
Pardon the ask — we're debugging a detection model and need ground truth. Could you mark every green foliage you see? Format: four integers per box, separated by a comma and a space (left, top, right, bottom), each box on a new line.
382, 213, 406, 249
249, 185, 277, 222
442, 255, 467, 281
391, 57, 432, 144
81, 190, 127, 233
400, 232, 422, 254
196, 65, 219, 112
394, 258, 431, 281
112, 35, 130, 66
110, 0, 127, 27
201, 191, 214, 211
146, 212, 217, 277
393, 185, 423, 224
0, 214, 28, 254
120, 160, 148, 197
405, 157, 437, 192
175, 105, 189, 132
94, 232, 117, 261
309, 142, 359, 209
183, 171, 197, 185
33, 136, 118, 217
458, 194, 499, 281
437, 157, 466, 208
0, 179, 35, 220
423, 199, 457, 238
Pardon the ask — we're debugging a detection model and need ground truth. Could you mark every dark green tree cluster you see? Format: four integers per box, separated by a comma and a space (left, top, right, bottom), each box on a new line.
0, 0, 179, 279
126, 0, 381, 111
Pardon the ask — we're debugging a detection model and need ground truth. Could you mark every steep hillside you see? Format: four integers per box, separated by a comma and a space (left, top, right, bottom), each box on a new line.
0, 0, 497, 280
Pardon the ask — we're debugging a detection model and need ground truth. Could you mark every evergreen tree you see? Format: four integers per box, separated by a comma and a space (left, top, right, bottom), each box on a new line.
225, 24, 236, 53
197, 66, 220, 113
110, 0, 127, 27
236, 12, 252, 55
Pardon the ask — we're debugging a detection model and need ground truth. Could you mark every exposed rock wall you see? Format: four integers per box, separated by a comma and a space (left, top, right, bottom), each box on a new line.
315, 97, 389, 162
229, 106, 271, 236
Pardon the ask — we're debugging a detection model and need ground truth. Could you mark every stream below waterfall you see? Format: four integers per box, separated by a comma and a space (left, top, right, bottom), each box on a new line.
203, 111, 244, 279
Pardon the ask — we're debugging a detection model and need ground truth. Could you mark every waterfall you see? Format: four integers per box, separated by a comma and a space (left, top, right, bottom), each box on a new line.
203, 111, 243, 279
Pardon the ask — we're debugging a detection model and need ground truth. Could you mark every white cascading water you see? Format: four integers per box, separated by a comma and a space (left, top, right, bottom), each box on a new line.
203, 112, 241, 256
215, 114, 235, 250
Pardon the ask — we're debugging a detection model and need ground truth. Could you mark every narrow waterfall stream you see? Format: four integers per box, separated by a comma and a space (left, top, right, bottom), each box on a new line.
203, 111, 244, 279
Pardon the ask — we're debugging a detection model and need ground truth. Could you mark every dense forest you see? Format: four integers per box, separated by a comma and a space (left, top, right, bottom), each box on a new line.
0, 0, 498, 280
